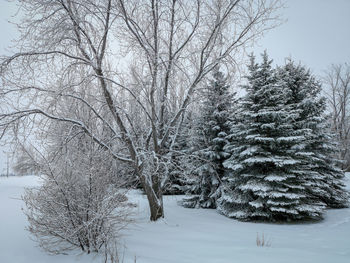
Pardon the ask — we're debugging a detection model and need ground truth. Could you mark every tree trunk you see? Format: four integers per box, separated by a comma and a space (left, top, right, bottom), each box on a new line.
138, 170, 164, 221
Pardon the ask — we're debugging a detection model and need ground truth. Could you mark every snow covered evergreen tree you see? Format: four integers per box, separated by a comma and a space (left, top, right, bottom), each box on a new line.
182, 69, 234, 208
163, 113, 194, 195
218, 53, 328, 221
279, 61, 349, 208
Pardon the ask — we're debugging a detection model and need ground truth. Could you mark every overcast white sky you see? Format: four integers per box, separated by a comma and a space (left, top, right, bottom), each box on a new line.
0, 0, 350, 173
253, 0, 350, 75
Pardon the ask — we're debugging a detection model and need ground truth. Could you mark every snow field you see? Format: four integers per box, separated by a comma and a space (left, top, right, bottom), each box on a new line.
0, 175, 349, 263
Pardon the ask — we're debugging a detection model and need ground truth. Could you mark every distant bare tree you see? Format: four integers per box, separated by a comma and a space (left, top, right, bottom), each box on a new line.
0, 0, 282, 220
324, 63, 350, 170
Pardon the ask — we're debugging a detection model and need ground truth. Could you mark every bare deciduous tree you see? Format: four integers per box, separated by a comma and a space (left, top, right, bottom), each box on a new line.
0, 0, 282, 220
324, 63, 350, 170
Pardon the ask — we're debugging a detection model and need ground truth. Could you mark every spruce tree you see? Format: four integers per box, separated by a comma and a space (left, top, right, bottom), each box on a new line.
280, 61, 349, 208
182, 69, 234, 208
163, 113, 194, 195
218, 53, 326, 221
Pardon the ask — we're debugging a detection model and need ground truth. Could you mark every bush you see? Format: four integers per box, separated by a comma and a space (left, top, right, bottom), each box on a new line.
22, 139, 133, 255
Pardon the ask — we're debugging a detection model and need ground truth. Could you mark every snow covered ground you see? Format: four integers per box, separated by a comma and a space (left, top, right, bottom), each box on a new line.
1, 175, 349, 263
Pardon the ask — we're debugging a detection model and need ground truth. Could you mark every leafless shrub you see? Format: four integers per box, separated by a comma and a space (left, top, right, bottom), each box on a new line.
22, 130, 134, 255
256, 232, 271, 247
103, 241, 124, 263
102, 242, 138, 263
